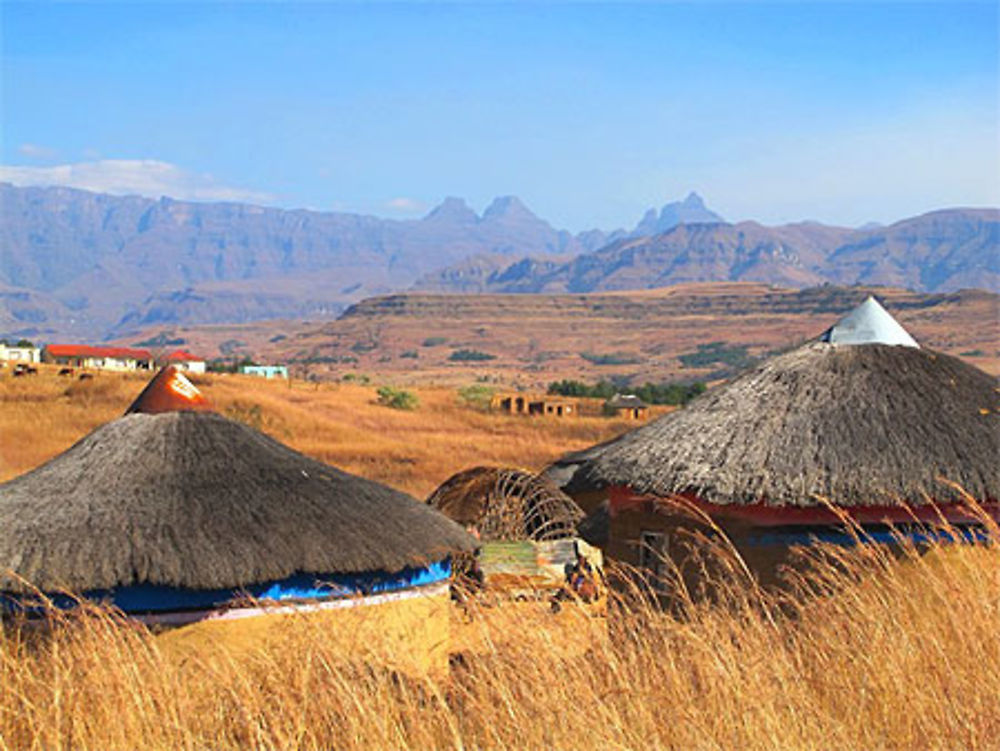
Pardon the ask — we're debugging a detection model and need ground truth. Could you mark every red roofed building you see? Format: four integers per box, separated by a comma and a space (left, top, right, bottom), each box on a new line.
158, 350, 207, 374
44, 344, 154, 371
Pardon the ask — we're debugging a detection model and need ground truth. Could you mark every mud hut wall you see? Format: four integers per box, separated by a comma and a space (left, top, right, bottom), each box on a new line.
565, 487, 610, 517
606, 506, 805, 595
160, 585, 453, 677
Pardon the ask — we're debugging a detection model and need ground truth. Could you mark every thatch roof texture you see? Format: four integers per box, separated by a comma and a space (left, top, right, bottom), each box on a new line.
586, 343, 1000, 507
0, 409, 476, 594
541, 435, 628, 497
606, 394, 648, 410
427, 467, 584, 541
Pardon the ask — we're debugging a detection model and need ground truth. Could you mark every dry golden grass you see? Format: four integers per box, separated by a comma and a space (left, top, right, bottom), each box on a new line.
3, 367, 998, 749
2, 533, 998, 749
0, 366, 631, 496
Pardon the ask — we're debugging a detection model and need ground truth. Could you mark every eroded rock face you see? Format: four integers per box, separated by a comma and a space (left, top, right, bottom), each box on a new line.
417, 209, 1000, 296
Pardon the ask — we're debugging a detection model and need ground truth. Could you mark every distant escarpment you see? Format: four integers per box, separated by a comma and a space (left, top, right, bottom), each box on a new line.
416, 209, 1000, 295
0, 184, 625, 339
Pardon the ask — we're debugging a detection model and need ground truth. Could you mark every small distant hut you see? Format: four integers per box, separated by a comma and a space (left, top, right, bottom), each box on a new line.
159, 349, 207, 374
427, 467, 598, 593
0, 367, 475, 671
605, 394, 649, 420
579, 297, 1000, 592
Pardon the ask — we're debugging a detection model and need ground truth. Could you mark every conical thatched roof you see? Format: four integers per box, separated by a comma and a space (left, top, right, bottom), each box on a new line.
0, 374, 476, 594
541, 433, 633, 501
426, 466, 584, 541
586, 343, 1000, 507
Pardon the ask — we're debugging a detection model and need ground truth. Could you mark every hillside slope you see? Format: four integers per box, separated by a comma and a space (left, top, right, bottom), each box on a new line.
0, 185, 598, 338
416, 209, 1000, 295
117, 282, 1000, 387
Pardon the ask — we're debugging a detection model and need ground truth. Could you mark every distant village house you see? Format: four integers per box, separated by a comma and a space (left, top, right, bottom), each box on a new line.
0, 341, 41, 365
44, 345, 154, 371
159, 350, 207, 374
240, 364, 289, 379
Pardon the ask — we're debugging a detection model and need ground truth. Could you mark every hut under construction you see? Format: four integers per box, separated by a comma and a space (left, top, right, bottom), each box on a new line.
0, 367, 476, 672
491, 393, 578, 417
577, 297, 999, 592
427, 467, 600, 595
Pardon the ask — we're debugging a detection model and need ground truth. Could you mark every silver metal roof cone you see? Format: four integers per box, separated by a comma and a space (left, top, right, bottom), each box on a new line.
820, 296, 919, 348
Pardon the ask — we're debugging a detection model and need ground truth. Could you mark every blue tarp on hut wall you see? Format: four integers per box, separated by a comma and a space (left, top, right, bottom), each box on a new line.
743, 526, 989, 548
3, 559, 452, 615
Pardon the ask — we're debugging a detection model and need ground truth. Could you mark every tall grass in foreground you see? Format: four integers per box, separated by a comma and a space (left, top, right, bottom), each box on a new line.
3, 526, 998, 750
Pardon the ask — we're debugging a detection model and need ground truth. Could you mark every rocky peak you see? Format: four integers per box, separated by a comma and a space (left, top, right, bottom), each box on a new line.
481, 195, 538, 223
632, 192, 726, 237
423, 196, 478, 224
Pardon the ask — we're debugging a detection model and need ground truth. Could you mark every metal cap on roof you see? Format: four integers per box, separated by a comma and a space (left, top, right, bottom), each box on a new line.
126, 366, 213, 415
820, 296, 919, 348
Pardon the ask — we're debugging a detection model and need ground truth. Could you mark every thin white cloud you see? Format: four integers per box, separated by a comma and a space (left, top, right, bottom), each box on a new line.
384, 196, 427, 213
18, 143, 58, 160
0, 159, 274, 204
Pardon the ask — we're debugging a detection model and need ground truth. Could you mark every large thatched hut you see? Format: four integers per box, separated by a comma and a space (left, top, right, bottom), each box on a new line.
541, 436, 623, 517
579, 297, 999, 589
0, 367, 475, 667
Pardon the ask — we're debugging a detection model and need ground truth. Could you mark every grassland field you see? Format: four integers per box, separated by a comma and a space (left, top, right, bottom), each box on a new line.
1, 363, 998, 749
0, 365, 638, 495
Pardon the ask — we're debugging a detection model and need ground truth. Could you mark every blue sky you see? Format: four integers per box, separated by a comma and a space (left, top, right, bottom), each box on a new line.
2, 2, 997, 231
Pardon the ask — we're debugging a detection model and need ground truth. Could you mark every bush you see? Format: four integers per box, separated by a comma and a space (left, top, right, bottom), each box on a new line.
132, 333, 185, 348
548, 378, 706, 406
376, 385, 418, 410
457, 384, 494, 411
207, 357, 257, 374
678, 341, 754, 370
224, 400, 287, 436
580, 352, 641, 366
449, 349, 496, 362
400, 350, 419, 359
422, 337, 447, 347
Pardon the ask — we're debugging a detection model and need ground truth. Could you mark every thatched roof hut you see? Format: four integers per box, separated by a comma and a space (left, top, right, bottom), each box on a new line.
586, 299, 999, 510
0, 367, 476, 597
605, 394, 647, 410
540, 435, 628, 512
427, 467, 584, 541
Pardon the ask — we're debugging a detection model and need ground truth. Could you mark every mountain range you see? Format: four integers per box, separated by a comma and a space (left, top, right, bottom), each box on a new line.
0, 181, 996, 341
415, 209, 1000, 295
